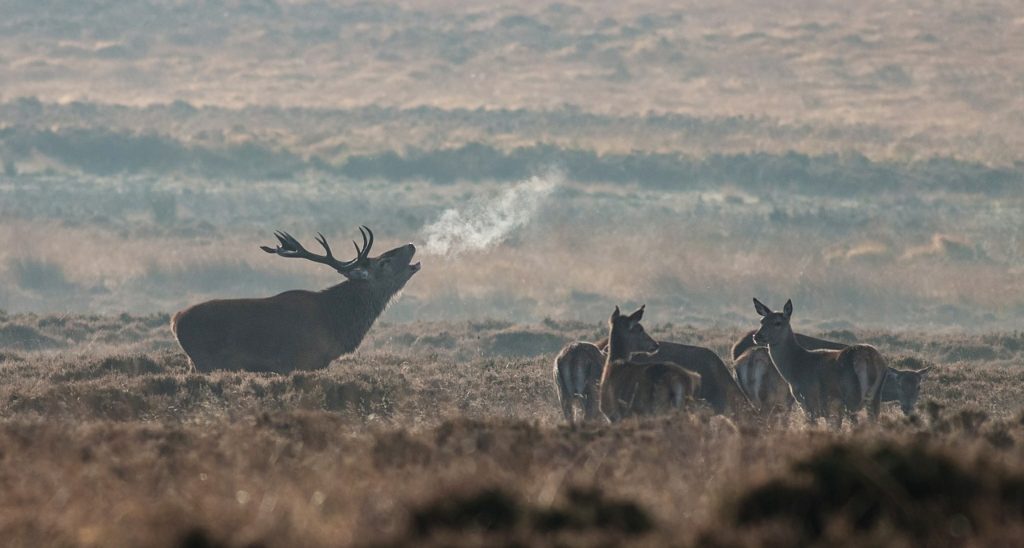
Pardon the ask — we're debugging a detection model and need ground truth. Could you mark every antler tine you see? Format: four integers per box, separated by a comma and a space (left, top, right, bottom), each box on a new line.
357, 226, 368, 256
360, 225, 374, 258
262, 229, 365, 272
315, 232, 334, 259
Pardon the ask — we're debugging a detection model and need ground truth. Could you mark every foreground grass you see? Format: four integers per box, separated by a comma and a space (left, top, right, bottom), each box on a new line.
1, 313, 1023, 546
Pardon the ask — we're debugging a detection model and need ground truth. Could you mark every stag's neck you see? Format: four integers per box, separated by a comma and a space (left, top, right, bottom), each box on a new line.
767, 329, 814, 382
321, 280, 402, 354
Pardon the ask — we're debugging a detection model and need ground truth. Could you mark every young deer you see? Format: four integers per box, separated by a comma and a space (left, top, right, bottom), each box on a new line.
734, 346, 796, 417
552, 341, 606, 424
598, 306, 701, 423
752, 298, 886, 424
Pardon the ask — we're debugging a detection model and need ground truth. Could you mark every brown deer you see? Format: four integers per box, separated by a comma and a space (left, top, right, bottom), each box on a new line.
734, 346, 796, 417
751, 298, 886, 423
731, 329, 846, 361
735, 328, 930, 416
552, 341, 605, 424
595, 334, 751, 416
882, 366, 931, 416
598, 306, 701, 423
172, 227, 420, 373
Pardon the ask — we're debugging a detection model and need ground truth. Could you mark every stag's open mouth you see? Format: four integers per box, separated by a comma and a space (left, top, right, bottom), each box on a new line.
409, 261, 422, 273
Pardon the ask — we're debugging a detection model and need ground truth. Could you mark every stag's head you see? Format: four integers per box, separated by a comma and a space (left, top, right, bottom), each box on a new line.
261, 226, 421, 289
608, 305, 659, 358
752, 298, 793, 347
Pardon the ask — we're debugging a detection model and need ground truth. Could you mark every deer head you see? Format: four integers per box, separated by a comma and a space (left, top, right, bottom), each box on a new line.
261, 226, 421, 287
608, 305, 659, 359
752, 298, 794, 348
891, 366, 931, 415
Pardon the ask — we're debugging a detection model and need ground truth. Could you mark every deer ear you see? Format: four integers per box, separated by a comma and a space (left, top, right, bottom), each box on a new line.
628, 305, 645, 323
611, 306, 621, 320
753, 298, 772, 317
783, 299, 793, 319
342, 267, 370, 280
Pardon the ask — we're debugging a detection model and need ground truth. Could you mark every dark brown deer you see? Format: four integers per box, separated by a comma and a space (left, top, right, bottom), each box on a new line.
598, 306, 701, 423
172, 227, 420, 373
752, 298, 886, 424
734, 328, 930, 416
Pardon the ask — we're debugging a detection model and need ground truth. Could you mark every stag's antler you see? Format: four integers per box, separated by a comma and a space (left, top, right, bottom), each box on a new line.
261, 226, 374, 273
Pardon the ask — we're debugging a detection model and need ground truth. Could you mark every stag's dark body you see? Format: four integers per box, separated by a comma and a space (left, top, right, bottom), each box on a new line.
173, 228, 418, 373
174, 281, 397, 373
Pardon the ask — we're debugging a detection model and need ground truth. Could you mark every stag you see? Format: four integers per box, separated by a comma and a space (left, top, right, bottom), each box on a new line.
172, 227, 420, 373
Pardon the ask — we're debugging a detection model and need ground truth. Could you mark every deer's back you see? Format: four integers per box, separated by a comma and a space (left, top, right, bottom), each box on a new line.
604, 361, 699, 418
731, 329, 849, 360
635, 342, 745, 414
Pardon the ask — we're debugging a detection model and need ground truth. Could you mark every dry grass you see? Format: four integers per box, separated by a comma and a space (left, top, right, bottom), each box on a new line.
1, 313, 1023, 546
3, 1, 1024, 544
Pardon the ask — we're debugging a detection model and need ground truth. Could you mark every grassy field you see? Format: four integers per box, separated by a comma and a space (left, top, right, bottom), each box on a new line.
3, 0, 1024, 545
1, 312, 1024, 546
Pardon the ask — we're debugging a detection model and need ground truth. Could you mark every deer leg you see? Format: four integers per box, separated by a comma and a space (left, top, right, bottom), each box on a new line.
867, 377, 883, 420
556, 369, 575, 424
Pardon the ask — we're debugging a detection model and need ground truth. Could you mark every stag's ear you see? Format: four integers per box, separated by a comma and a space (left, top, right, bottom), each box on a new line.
753, 298, 772, 317
782, 299, 793, 319
611, 306, 621, 320
342, 267, 370, 280
627, 305, 645, 323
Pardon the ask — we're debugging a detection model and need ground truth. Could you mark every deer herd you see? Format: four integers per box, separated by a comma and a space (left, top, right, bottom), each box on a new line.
172, 226, 931, 427
555, 299, 931, 425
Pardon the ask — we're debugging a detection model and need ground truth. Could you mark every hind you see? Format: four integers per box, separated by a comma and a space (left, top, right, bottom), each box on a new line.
553, 342, 605, 424
837, 344, 887, 420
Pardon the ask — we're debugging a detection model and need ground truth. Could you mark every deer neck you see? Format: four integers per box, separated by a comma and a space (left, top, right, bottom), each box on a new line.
767, 328, 814, 383
321, 280, 401, 354
606, 327, 633, 363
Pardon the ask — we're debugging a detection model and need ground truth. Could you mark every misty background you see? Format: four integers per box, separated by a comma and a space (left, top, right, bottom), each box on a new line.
1, 0, 1022, 331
